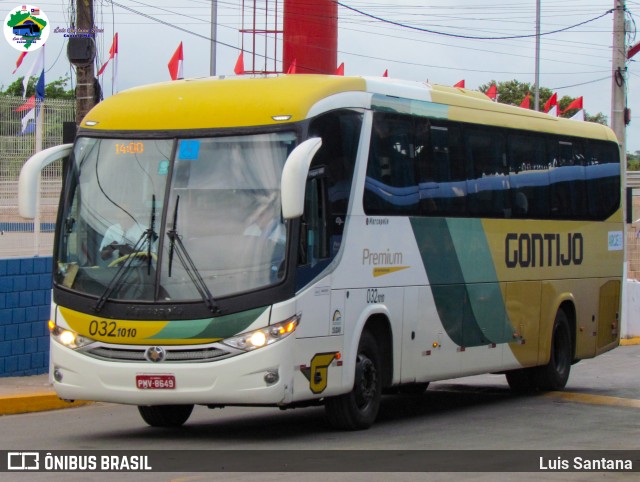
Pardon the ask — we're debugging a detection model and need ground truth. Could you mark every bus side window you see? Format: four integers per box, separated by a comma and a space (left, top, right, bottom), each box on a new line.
297, 170, 331, 288
364, 113, 419, 215
307, 109, 362, 253
465, 128, 509, 218
419, 122, 467, 216
300, 171, 329, 267
297, 110, 363, 288
549, 139, 587, 218
507, 134, 549, 218
586, 140, 620, 219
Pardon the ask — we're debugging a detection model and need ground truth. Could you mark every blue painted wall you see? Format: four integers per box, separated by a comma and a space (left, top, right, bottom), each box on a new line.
0, 257, 52, 377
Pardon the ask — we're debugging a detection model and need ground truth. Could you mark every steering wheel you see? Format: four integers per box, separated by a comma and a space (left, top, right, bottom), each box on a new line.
108, 251, 157, 268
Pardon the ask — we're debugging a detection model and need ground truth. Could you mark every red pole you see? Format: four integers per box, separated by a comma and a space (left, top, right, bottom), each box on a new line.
283, 0, 337, 74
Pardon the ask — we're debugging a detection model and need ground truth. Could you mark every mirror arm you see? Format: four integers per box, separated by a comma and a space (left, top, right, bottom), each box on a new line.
281, 138, 322, 219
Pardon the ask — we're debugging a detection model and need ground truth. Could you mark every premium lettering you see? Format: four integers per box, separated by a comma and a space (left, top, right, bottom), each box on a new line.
362, 248, 403, 266
505, 233, 583, 268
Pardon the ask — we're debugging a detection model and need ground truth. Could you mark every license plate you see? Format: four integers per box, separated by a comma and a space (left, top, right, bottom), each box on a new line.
136, 374, 176, 390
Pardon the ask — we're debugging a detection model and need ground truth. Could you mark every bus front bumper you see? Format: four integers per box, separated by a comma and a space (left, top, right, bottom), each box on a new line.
50, 336, 295, 406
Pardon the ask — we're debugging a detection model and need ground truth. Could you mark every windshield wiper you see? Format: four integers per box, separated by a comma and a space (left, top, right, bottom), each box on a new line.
94, 197, 158, 312
147, 195, 157, 275
167, 195, 220, 314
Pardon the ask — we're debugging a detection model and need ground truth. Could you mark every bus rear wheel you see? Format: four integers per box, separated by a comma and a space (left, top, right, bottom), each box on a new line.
505, 308, 572, 393
533, 309, 572, 391
138, 404, 194, 427
325, 331, 382, 430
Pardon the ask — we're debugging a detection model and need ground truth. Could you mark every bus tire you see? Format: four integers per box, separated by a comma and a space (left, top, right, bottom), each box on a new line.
137, 404, 194, 427
325, 331, 382, 430
533, 308, 572, 391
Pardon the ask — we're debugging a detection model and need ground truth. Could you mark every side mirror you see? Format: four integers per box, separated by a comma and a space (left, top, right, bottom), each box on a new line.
19, 143, 73, 219
281, 137, 322, 219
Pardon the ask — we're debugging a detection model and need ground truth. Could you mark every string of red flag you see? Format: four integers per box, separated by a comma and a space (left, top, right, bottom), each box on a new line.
168, 42, 184, 81
8, 39, 590, 119
234, 52, 244, 75
485, 84, 497, 100
561, 96, 583, 114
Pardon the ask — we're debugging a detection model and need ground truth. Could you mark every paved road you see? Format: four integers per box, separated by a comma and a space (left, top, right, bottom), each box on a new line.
1, 345, 638, 481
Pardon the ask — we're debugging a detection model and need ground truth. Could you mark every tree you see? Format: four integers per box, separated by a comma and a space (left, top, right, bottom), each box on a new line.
44, 76, 75, 99
0, 75, 74, 99
584, 112, 608, 125
628, 151, 640, 170
477, 79, 607, 125
479, 79, 553, 108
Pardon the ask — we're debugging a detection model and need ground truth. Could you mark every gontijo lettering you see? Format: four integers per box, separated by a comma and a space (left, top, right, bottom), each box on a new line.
505, 232, 584, 268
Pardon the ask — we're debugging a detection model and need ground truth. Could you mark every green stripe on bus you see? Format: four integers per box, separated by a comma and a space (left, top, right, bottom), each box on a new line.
149, 307, 269, 340
447, 218, 512, 343
371, 94, 449, 119
410, 217, 512, 346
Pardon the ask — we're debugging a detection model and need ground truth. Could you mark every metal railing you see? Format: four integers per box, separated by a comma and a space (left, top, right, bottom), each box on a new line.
0, 96, 74, 258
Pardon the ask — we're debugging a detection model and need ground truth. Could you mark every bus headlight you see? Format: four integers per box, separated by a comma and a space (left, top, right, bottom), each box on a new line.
221, 314, 300, 352
49, 322, 95, 349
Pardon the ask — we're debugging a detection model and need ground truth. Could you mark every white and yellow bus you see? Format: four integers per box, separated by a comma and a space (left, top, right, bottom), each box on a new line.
20, 75, 623, 430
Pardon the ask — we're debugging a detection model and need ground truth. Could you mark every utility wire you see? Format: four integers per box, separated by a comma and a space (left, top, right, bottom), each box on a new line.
550, 75, 611, 90
101, 0, 614, 78
336, 1, 614, 40
105, 0, 237, 49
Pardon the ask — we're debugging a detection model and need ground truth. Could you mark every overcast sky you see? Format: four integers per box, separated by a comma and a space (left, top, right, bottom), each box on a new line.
3, 0, 640, 152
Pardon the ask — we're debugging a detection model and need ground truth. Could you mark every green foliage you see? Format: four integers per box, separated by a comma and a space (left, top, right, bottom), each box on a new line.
479, 79, 553, 107
1, 77, 29, 97
628, 151, 640, 170
477, 79, 607, 125
0, 75, 74, 99
45, 76, 75, 99
585, 112, 608, 125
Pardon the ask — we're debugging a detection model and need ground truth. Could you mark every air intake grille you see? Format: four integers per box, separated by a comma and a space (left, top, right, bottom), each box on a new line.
84, 346, 231, 363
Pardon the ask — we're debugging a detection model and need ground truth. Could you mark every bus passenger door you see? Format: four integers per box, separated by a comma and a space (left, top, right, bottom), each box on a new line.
295, 170, 333, 339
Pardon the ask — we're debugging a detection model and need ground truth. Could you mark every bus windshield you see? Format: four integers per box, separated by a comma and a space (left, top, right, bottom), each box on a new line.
56, 132, 297, 305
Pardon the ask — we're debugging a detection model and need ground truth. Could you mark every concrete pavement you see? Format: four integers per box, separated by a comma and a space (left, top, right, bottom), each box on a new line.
0, 337, 639, 416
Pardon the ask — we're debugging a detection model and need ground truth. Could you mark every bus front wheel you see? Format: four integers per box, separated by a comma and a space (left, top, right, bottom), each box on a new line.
137, 404, 194, 427
324, 331, 382, 430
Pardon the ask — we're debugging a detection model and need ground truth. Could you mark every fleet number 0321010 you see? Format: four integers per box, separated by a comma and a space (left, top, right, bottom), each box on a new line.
89, 319, 137, 338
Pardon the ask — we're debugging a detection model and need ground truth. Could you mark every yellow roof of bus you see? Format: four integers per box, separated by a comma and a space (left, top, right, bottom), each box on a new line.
80, 75, 617, 144
429, 84, 617, 143
81, 75, 367, 131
